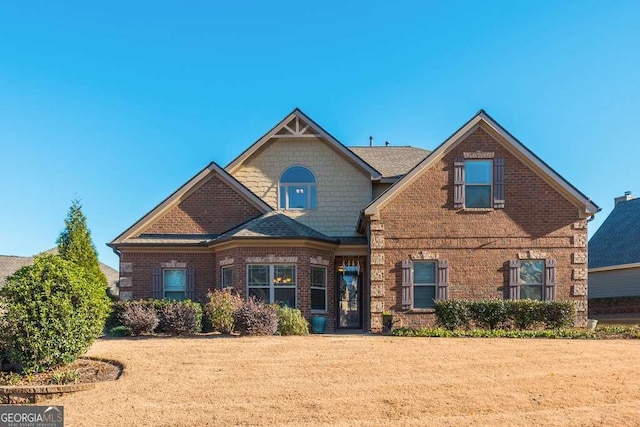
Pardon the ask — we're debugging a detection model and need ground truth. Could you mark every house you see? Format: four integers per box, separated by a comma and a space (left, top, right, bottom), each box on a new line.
0, 249, 120, 297
108, 109, 599, 331
588, 192, 640, 319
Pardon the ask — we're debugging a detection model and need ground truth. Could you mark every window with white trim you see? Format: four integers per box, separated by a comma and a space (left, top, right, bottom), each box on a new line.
519, 260, 544, 300
465, 160, 492, 208
413, 261, 436, 309
279, 166, 317, 210
247, 264, 296, 307
163, 269, 186, 300
221, 266, 233, 289
310, 266, 327, 312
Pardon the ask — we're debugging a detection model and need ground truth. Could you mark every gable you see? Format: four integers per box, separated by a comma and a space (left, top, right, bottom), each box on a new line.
365, 110, 599, 219
110, 162, 271, 245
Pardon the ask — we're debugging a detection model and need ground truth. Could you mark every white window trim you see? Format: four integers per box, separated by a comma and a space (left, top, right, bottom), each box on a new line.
221, 265, 233, 290
310, 265, 328, 313
519, 260, 545, 300
163, 268, 186, 300
464, 159, 493, 209
279, 166, 317, 210
247, 264, 297, 307
413, 261, 437, 310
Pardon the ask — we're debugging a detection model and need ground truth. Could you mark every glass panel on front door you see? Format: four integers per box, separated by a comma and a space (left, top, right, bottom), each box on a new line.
338, 267, 361, 328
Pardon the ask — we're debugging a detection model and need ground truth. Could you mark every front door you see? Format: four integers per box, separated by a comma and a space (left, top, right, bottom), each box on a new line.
337, 268, 362, 329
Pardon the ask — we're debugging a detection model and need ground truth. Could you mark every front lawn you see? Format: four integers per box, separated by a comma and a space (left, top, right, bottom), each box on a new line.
46, 335, 640, 426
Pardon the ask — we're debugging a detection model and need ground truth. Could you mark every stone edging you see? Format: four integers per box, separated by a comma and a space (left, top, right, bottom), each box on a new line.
0, 357, 124, 404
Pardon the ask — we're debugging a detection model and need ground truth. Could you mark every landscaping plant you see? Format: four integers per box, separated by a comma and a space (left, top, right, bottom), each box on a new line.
204, 290, 243, 334
234, 297, 278, 336
275, 305, 309, 335
0, 254, 110, 373
120, 303, 159, 336
161, 300, 203, 335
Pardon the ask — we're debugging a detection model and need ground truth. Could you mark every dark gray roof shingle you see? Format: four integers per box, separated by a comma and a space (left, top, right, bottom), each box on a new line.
589, 198, 640, 268
214, 212, 338, 243
348, 146, 430, 178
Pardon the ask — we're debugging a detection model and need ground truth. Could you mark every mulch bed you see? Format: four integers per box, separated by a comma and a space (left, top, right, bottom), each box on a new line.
1, 358, 122, 386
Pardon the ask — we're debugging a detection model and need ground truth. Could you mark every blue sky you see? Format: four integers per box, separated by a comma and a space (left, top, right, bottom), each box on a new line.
1, 1, 638, 269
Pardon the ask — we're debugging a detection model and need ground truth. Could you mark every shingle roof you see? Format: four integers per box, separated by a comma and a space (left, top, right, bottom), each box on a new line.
0, 250, 120, 297
213, 212, 338, 244
120, 234, 218, 246
589, 198, 640, 268
348, 146, 430, 179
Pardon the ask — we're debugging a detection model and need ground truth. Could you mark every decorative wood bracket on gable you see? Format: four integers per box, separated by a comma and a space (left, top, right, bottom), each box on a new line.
272, 116, 321, 138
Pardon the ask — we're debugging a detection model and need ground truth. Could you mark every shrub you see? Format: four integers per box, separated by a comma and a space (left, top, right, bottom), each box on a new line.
0, 254, 110, 373
204, 290, 243, 334
275, 305, 309, 335
234, 297, 278, 336
468, 299, 508, 330
542, 300, 576, 329
508, 299, 544, 330
161, 301, 203, 335
108, 326, 130, 337
434, 299, 470, 330
120, 303, 159, 336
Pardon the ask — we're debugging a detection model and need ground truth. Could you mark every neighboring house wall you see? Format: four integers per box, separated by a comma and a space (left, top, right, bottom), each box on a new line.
142, 174, 263, 235
369, 127, 588, 330
232, 137, 371, 237
588, 268, 640, 298
118, 251, 216, 301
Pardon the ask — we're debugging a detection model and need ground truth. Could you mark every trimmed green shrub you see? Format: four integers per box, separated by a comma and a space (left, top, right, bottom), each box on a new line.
434, 299, 470, 330
541, 300, 576, 329
0, 254, 110, 373
120, 303, 159, 336
275, 305, 309, 335
468, 299, 508, 330
234, 297, 278, 336
508, 299, 544, 330
161, 301, 203, 335
204, 290, 243, 334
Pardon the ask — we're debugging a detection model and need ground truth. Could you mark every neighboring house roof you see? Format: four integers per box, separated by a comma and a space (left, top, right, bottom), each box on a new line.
109, 162, 272, 246
364, 110, 600, 219
589, 197, 640, 270
0, 250, 120, 297
212, 212, 338, 245
348, 146, 430, 179
225, 108, 382, 180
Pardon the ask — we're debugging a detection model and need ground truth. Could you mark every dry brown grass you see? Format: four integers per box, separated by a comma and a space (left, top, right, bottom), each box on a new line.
49, 335, 640, 426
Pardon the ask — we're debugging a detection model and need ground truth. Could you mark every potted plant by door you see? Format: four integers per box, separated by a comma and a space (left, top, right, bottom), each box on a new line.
382, 310, 394, 333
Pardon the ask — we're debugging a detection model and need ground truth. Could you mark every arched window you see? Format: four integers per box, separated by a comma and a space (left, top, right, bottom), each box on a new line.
279, 166, 317, 209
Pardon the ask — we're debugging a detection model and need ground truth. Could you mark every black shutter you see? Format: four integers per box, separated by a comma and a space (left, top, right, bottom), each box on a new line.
454, 158, 465, 208
186, 267, 196, 300
401, 259, 414, 309
508, 259, 520, 300
437, 259, 449, 300
545, 259, 556, 301
494, 157, 505, 209
152, 267, 163, 299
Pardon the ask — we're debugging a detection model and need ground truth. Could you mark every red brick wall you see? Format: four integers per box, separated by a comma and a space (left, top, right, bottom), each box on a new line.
142, 174, 263, 235
214, 246, 337, 331
370, 127, 588, 331
119, 251, 216, 302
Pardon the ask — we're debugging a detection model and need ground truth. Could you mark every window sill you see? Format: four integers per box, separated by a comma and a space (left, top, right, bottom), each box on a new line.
462, 207, 493, 212
407, 308, 436, 314
311, 310, 328, 315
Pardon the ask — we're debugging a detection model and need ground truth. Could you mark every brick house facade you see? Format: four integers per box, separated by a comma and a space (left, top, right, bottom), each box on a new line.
109, 109, 599, 331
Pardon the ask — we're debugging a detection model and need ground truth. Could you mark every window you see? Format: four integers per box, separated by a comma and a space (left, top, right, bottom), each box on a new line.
279, 166, 317, 210
413, 261, 437, 309
311, 266, 327, 312
221, 266, 233, 289
519, 260, 544, 300
164, 269, 186, 300
247, 264, 296, 307
465, 160, 492, 208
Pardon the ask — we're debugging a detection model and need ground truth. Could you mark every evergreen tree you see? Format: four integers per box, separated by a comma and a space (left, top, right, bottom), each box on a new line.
56, 199, 108, 290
